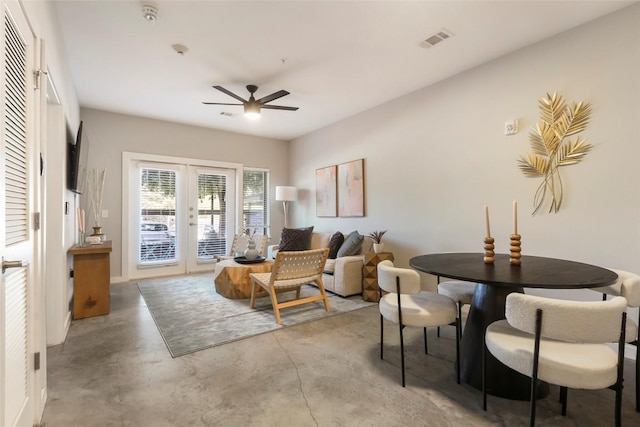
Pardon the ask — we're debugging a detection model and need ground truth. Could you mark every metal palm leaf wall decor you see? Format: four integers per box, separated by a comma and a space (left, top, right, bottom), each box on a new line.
517, 92, 593, 215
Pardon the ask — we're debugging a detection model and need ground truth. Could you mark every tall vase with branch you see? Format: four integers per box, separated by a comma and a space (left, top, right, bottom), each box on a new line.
87, 168, 106, 237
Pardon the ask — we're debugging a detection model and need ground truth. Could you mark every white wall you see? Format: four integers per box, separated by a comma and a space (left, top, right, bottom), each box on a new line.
290, 5, 640, 296
79, 108, 290, 279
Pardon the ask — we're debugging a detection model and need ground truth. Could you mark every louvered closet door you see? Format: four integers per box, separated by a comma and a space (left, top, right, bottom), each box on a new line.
1, 1, 35, 426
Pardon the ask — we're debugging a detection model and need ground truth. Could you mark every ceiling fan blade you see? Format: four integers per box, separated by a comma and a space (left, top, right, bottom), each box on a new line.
261, 105, 299, 111
202, 102, 243, 106
256, 90, 289, 105
212, 86, 247, 103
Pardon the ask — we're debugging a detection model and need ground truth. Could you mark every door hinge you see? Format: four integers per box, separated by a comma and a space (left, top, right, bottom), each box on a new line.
34, 212, 41, 230
33, 69, 47, 90
34, 352, 41, 371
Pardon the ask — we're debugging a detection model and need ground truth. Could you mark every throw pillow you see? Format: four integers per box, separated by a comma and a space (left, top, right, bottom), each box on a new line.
337, 231, 363, 257
278, 226, 314, 251
327, 231, 345, 259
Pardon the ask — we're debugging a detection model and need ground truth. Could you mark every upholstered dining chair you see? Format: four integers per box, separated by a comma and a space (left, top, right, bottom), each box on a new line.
377, 260, 460, 387
437, 278, 476, 341
594, 268, 640, 412
483, 293, 627, 427
249, 248, 330, 324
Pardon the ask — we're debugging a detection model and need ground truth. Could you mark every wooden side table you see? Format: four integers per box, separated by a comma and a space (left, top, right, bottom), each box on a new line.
362, 252, 394, 302
69, 241, 112, 319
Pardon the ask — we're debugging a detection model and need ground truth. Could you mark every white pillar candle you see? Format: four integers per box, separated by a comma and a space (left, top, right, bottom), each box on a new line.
513, 199, 518, 235
485, 205, 491, 237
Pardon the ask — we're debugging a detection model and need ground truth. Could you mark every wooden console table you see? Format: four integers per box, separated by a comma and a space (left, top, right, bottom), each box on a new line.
69, 240, 112, 319
362, 252, 394, 302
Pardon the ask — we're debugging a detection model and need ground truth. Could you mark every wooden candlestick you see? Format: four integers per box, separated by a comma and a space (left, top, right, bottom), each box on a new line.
483, 236, 495, 264
510, 233, 522, 266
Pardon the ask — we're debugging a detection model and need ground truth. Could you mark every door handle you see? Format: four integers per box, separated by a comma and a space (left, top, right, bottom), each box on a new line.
2, 257, 28, 274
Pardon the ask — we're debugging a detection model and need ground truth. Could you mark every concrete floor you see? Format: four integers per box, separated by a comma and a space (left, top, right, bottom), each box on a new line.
42, 279, 640, 426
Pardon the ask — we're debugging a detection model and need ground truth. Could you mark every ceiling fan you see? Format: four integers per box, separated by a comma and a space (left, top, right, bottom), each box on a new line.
203, 85, 299, 119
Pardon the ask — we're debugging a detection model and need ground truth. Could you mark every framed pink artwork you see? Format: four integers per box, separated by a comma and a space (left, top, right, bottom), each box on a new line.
338, 159, 364, 217
316, 165, 337, 217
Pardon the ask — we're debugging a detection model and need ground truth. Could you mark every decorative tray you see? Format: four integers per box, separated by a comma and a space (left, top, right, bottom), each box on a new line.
234, 256, 266, 264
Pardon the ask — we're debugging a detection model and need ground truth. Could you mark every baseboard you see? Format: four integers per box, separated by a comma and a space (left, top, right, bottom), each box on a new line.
110, 275, 126, 284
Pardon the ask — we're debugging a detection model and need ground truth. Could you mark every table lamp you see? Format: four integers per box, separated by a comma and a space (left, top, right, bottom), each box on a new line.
275, 186, 297, 228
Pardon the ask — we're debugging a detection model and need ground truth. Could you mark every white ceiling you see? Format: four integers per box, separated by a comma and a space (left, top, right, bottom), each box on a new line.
54, 1, 635, 141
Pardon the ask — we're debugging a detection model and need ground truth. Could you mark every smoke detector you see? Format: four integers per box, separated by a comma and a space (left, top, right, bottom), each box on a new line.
421, 28, 454, 48
142, 5, 158, 22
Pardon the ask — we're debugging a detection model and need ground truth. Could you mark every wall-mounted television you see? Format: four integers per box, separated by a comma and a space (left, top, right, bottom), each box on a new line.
67, 121, 83, 193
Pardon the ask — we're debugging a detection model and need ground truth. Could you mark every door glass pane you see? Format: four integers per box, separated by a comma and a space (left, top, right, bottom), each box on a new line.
243, 170, 268, 236
197, 172, 227, 259
139, 168, 176, 263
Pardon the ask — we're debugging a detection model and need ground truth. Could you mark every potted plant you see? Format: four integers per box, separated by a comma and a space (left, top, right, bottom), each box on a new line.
368, 230, 387, 253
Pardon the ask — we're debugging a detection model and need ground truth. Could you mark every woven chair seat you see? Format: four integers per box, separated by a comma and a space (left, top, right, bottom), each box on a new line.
249, 248, 330, 324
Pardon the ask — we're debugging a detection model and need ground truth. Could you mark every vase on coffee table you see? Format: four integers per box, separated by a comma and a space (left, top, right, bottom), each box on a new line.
244, 238, 259, 261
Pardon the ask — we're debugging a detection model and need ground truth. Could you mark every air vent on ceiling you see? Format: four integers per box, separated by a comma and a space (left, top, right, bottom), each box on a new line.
219, 111, 234, 117
421, 29, 454, 48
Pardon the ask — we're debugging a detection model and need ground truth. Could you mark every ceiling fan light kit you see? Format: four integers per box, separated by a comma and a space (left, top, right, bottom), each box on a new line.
244, 102, 261, 120
203, 84, 299, 120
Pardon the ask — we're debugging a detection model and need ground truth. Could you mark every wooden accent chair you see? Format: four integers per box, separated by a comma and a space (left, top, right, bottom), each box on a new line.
218, 234, 269, 261
249, 248, 330, 324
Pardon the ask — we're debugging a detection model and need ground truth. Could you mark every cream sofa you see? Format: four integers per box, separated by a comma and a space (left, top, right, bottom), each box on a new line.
268, 232, 373, 297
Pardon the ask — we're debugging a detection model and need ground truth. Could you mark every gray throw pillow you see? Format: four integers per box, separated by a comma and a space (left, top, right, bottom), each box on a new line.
337, 231, 363, 257
327, 231, 345, 259
278, 226, 314, 251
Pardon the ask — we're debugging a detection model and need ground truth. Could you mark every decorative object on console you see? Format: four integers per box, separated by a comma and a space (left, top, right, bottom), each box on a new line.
517, 92, 592, 215
338, 159, 364, 217
368, 230, 387, 253
87, 167, 106, 236
278, 226, 314, 251
316, 165, 337, 217
275, 186, 297, 227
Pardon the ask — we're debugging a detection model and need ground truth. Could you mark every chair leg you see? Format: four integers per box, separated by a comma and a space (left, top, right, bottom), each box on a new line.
314, 279, 331, 313
636, 341, 639, 412
424, 327, 428, 354
635, 310, 639, 412
380, 313, 384, 360
455, 318, 460, 384
250, 281, 258, 308
399, 322, 406, 387
437, 326, 440, 338
267, 288, 282, 324
559, 386, 568, 416
482, 332, 487, 411
457, 301, 463, 344
295, 286, 301, 299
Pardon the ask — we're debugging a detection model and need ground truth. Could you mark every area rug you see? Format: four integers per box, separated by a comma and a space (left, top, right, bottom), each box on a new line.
137, 272, 373, 357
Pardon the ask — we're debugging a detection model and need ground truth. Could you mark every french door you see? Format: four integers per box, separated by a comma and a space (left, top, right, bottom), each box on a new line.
127, 157, 237, 279
1, 1, 36, 426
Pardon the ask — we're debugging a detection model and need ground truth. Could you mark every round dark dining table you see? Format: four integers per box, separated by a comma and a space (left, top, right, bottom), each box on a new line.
409, 252, 618, 400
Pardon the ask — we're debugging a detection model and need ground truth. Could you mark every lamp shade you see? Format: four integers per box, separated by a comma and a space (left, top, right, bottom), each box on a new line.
275, 186, 297, 202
